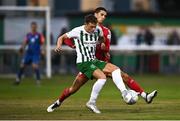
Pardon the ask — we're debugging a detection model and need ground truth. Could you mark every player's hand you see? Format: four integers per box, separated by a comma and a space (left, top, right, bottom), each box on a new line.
19, 47, 24, 55
41, 50, 45, 56
71, 45, 76, 49
105, 53, 111, 62
105, 52, 110, 60
101, 43, 106, 50
54, 45, 62, 53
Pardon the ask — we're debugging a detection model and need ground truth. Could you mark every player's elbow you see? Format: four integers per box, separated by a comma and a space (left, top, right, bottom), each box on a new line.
59, 34, 68, 42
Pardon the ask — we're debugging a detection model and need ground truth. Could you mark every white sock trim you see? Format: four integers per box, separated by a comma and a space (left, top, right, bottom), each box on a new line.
141, 92, 147, 99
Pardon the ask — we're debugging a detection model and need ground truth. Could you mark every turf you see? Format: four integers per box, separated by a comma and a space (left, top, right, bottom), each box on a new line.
0, 74, 180, 120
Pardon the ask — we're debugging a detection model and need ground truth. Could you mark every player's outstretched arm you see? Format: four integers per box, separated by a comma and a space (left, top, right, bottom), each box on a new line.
55, 33, 69, 53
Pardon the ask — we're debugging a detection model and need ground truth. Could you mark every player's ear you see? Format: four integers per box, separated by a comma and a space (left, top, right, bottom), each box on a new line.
94, 13, 98, 18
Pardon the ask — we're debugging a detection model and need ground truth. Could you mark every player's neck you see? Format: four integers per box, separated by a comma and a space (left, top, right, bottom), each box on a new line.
31, 31, 37, 34
84, 25, 91, 33
98, 23, 103, 26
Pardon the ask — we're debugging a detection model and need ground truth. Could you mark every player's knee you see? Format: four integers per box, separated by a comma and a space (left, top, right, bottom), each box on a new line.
20, 64, 25, 68
113, 65, 120, 71
105, 63, 119, 72
121, 72, 129, 82
123, 72, 129, 78
32, 63, 39, 67
100, 73, 106, 79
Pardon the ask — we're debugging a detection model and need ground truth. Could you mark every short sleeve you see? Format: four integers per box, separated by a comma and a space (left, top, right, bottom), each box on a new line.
66, 28, 79, 38
40, 34, 45, 44
107, 29, 111, 41
24, 33, 29, 43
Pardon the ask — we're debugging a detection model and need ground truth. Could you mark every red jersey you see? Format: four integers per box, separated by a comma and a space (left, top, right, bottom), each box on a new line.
95, 24, 111, 62
63, 24, 111, 62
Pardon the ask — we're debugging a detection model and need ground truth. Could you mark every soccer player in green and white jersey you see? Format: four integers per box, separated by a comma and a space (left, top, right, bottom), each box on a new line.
47, 14, 129, 113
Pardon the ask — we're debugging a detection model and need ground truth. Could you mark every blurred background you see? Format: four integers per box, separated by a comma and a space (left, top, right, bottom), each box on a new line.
0, 0, 180, 77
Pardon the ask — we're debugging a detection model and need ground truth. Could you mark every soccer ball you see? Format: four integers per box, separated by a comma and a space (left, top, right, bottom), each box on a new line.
123, 90, 138, 105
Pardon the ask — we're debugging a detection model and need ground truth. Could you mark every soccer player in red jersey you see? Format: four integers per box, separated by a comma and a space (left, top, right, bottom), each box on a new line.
47, 7, 157, 113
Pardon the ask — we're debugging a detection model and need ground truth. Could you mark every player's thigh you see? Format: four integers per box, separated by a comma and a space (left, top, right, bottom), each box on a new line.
22, 54, 31, 66
94, 60, 107, 71
102, 63, 119, 75
77, 61, 98, 79
32, 55, 40, 69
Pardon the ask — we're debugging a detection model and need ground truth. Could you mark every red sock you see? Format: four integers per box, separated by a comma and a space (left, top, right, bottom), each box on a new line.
59, 88, 71, 103
126, 77, 144, 94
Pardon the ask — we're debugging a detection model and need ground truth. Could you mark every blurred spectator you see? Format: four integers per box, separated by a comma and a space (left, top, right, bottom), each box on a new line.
165, 30, 180, 73
144, 28, 154, 45
136, 26, 158, 73
136, 27, 154, 45
105, 23, 117, 45
136, 26, 145, 45
167, 30, 180, 45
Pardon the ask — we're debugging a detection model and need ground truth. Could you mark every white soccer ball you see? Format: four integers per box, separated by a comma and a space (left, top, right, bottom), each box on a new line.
123, 90, 138, 105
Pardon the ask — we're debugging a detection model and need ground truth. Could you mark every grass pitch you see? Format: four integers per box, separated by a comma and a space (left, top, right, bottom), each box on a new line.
0, 74, 180, 120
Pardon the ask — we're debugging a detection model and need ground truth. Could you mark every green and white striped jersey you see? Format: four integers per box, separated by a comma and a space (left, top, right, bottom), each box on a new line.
66, 25, 103, 63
